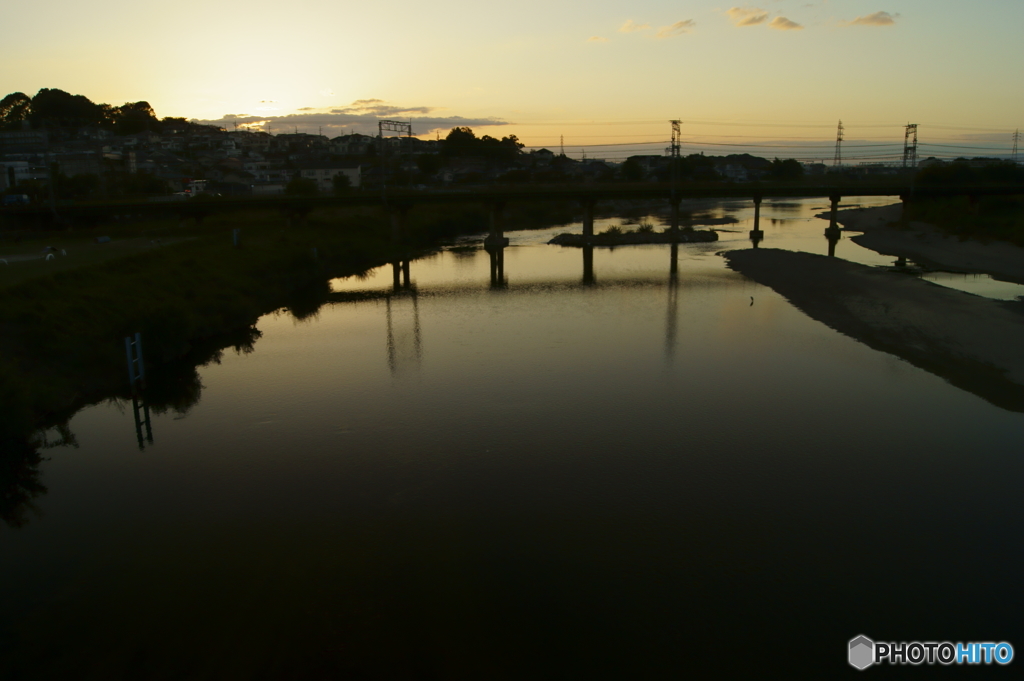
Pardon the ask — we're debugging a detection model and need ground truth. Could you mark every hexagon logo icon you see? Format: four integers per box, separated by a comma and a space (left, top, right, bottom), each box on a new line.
849, 635, 875, 670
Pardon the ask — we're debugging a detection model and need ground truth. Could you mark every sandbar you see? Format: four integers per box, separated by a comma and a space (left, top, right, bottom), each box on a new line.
724, 248, 1024, 412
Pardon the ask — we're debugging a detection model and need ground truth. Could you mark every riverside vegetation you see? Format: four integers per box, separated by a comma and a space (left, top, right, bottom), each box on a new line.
0, 200, 580, 527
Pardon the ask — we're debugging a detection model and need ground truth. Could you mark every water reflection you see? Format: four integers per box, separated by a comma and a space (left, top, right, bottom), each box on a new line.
0, 436, 46, 529
582, 246, 595, 285
486, 246, 506, 288
665, 245, 679, 360
7, 198, 1024, 676
385, 292, 422, 375
131, 394, 154, 450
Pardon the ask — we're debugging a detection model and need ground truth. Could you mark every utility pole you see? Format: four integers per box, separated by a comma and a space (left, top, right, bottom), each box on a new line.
833, 120, 844, 167
667, 119, 681, 182
668, 120, 682, 232
902, 123, 918, 170
1013, 129, 1020, 164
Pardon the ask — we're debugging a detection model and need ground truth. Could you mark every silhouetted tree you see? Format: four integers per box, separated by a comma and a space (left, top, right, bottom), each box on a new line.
28, 88, 105, 130
285, 176, 319, 196
442, 127, 523, 162
621, 157, 645, 181
0, 92, 31, 129
115, 101, 159, 135
332, 173, 351, 195
770, 158, 804, 181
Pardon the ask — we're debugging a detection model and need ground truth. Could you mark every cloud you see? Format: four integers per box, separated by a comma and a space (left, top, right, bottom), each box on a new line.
194, 105, 508, 138
587, 36, 608, 43
331, 100, 434, 117
726, 7, 768, 26
768, 16, 803, 30
656, 20, 696, 38
846, 11, 898, 26
619, 20, 650, 33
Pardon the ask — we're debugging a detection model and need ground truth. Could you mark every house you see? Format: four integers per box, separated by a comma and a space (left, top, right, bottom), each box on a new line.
296, 161, 361, 191
330, 133, 376, 156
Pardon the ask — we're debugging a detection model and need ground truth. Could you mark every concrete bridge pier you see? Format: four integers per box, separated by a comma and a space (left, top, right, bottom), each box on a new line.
669, 243, 679, 280
826, 230, 840, 257
402, 260, 411, 287
749, 195, 764, 247
581, 199, 596, 242
825, 195, 842, 242
485, 201, 510, 247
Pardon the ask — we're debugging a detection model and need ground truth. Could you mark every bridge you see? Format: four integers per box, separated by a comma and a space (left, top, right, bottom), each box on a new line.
3, 181, 1022, 246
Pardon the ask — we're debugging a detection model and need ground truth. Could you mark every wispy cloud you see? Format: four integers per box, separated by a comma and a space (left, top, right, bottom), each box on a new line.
587, 36, 608, 43
197, 101, 508, 137
768, 16, 803, 30
726, 7, 769, 27
619, 20, 651, 33
332, 99, 433, 117
656, 20, 696, 38
845, 11, 899, 26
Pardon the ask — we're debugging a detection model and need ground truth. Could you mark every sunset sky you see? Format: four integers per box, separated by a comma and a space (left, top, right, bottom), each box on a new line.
2, 1, 1021, 158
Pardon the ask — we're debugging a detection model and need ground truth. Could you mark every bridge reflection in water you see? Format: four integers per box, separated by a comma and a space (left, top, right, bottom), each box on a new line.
330, 239, 727, 376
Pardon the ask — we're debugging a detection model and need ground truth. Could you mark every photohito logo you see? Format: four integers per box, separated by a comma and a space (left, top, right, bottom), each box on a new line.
849, 635, 1014, 669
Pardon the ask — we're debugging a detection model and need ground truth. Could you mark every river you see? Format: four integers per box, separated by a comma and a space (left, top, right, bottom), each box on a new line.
2, 197, 1022, 677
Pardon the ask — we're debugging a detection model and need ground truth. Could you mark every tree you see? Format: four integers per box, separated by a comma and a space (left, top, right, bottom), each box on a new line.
114, 101, 159, 135
0, 92, 31, 130
285, 176, 319, 196
332, 173, 351, 195
621, 157, 645, 181
416, 153, 442, 176
28, 88, 105, 130
443, 127, 478, 157
770, 158, 804, 181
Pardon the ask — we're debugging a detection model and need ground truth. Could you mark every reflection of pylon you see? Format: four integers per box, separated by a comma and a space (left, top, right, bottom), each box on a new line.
132, 393, 153, 451
385, 292, 422, 375
902, 123, 918, 169
833, 120, 844, 167
668, 120, 682, 189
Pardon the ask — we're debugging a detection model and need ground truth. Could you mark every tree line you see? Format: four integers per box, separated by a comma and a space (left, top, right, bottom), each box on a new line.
0, 88, 212, 136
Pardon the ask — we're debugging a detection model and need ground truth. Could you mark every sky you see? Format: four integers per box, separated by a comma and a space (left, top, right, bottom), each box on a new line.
2, 1, 1022, 160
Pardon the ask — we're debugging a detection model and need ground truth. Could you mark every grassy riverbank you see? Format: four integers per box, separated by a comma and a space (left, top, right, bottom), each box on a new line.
904, 195, 1024, 246
0, 199, 584, 440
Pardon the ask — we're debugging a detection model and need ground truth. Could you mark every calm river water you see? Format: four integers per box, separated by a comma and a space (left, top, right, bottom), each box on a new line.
2, 198, 1023, 677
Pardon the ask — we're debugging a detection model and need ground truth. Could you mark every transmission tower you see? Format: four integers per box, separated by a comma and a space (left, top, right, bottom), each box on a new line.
833, 120, 844, 167
902, 123, 918, 169
1013, 129, 1020, 164
560, 135, 565, 156
666, 119, 682, 187
377, 120, 413, 193
378, 119, 412, 138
